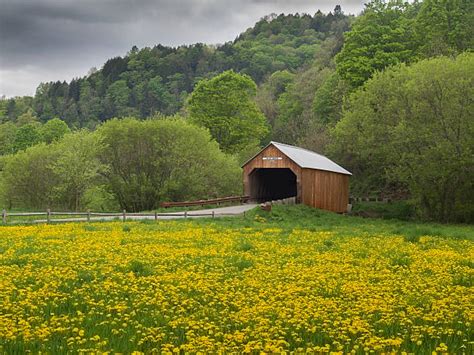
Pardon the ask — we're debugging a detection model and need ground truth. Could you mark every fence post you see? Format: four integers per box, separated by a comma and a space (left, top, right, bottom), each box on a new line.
47, 209, 51, 224
2, 209, 6, 224
122, 210, 126, 222
87, 210, 91, 222
184, 210, 188, 219
212, 211, 215, 218
154, 211, 158, 221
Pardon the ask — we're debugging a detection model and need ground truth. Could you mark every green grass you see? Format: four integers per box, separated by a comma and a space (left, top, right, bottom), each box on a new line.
0, 204, 472, 353
351, 200, 415, 220
188, 204, 474, 241
3, 204, 473, 241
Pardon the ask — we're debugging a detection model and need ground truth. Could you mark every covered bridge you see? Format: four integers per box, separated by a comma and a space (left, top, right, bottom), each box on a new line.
242, 141, 351, 213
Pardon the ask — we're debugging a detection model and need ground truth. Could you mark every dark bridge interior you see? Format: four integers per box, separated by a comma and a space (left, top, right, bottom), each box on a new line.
249, 168, 297, 202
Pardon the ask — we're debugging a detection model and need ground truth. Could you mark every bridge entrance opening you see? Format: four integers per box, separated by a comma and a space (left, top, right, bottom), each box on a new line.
249, 168, 297, 202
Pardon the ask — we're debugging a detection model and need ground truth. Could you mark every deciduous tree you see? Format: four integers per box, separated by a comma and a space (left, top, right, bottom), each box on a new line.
332, 54, 474, 222
97, 117, 241, 211
188, 70, 269, 154
39, 118, 71, 144
335, 0, 416, 88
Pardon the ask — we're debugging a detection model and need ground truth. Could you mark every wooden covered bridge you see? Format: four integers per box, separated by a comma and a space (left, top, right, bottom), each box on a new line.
242, 142, 351, 213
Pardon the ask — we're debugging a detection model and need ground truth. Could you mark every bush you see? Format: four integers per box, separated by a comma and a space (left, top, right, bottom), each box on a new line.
1, 117, 241, 213
83, 186, 119, 212
97, 117, 242, 212
1, 143, 59, 209
352, 201, 415, 220
0, 131, 104, 211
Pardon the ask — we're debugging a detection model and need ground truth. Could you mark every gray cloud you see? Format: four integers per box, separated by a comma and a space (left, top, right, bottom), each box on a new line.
0, 0, 365, 97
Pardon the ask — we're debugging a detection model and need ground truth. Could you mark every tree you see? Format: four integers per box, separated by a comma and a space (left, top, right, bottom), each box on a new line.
0, 122, 17, 155
0, 98, 8, 123
331, 54, 474, 222
135, 76, 173, 117
34, 83, 55, 122
188, 70, 269, 154
256, 70, 295, 129
312, 71, 348, 126
97, 117, 241, 211
261, 35, 349, 151
102, 56, 129, 85
1, 143, 59, 209
105, 80, 132, 118
62, 101, 80, 127
39, 118, 71, 144
273, 66, 332, 144
335, 0, 416, 88
16, 108, 39, 126
1, 131, 107, 210
52, 131, 106, 210
13, 123, 42, 152
415, 0, 474, 57
78, 81, 101, 127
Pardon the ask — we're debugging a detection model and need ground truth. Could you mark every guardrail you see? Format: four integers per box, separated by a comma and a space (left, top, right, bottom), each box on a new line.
160, 195, 250, 208
1, 208, 247, 225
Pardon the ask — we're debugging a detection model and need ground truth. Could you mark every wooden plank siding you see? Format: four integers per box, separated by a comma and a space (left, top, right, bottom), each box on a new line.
243, 145, 302, 202
301, 169, 349, 213
242, 144, 350, 212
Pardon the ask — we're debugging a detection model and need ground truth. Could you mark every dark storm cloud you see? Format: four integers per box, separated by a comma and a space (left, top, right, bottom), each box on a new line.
0, 0, 365, 97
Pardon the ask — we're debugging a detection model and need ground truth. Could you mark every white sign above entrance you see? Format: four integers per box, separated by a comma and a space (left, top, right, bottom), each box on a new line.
262, 156, 283, 161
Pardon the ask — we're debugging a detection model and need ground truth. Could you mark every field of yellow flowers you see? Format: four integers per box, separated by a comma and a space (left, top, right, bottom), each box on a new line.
0, 218, 473, 353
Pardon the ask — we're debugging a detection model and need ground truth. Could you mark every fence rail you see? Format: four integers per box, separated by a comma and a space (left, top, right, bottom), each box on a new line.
350, 197, 392, 203
160, 195, 250, 208
1, 208, 246, 225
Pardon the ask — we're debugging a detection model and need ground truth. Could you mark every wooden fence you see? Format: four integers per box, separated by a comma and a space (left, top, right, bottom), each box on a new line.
350, 197, 392, 203
1, 208, 246, 225
160, 195, 250, 208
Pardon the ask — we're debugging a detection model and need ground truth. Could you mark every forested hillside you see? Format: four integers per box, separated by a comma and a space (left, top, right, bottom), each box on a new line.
1, 0, 473, 222
0, 8, 350, 127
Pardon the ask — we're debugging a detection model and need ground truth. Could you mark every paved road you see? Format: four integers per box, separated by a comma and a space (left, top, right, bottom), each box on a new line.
33, 204, 259, 223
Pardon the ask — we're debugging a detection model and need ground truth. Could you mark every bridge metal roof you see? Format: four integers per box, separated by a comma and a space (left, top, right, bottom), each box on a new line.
243, 141, 352, 176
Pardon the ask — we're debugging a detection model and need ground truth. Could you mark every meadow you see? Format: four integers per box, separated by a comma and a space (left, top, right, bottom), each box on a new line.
0, 206, 473, 353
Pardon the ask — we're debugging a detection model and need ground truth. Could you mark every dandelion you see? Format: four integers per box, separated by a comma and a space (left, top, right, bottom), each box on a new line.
0, 222, 472, 353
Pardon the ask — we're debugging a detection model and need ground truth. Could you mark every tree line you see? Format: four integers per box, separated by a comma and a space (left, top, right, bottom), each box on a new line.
0, 9, 351, 127
0, 118, 241, 212
1, 1, 473, 222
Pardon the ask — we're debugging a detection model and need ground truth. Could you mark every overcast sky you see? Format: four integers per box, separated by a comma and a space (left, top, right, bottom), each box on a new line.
0, 0, 365, 98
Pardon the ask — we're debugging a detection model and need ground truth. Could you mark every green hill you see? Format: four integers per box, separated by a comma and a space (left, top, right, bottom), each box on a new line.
0, 9, 351, 128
